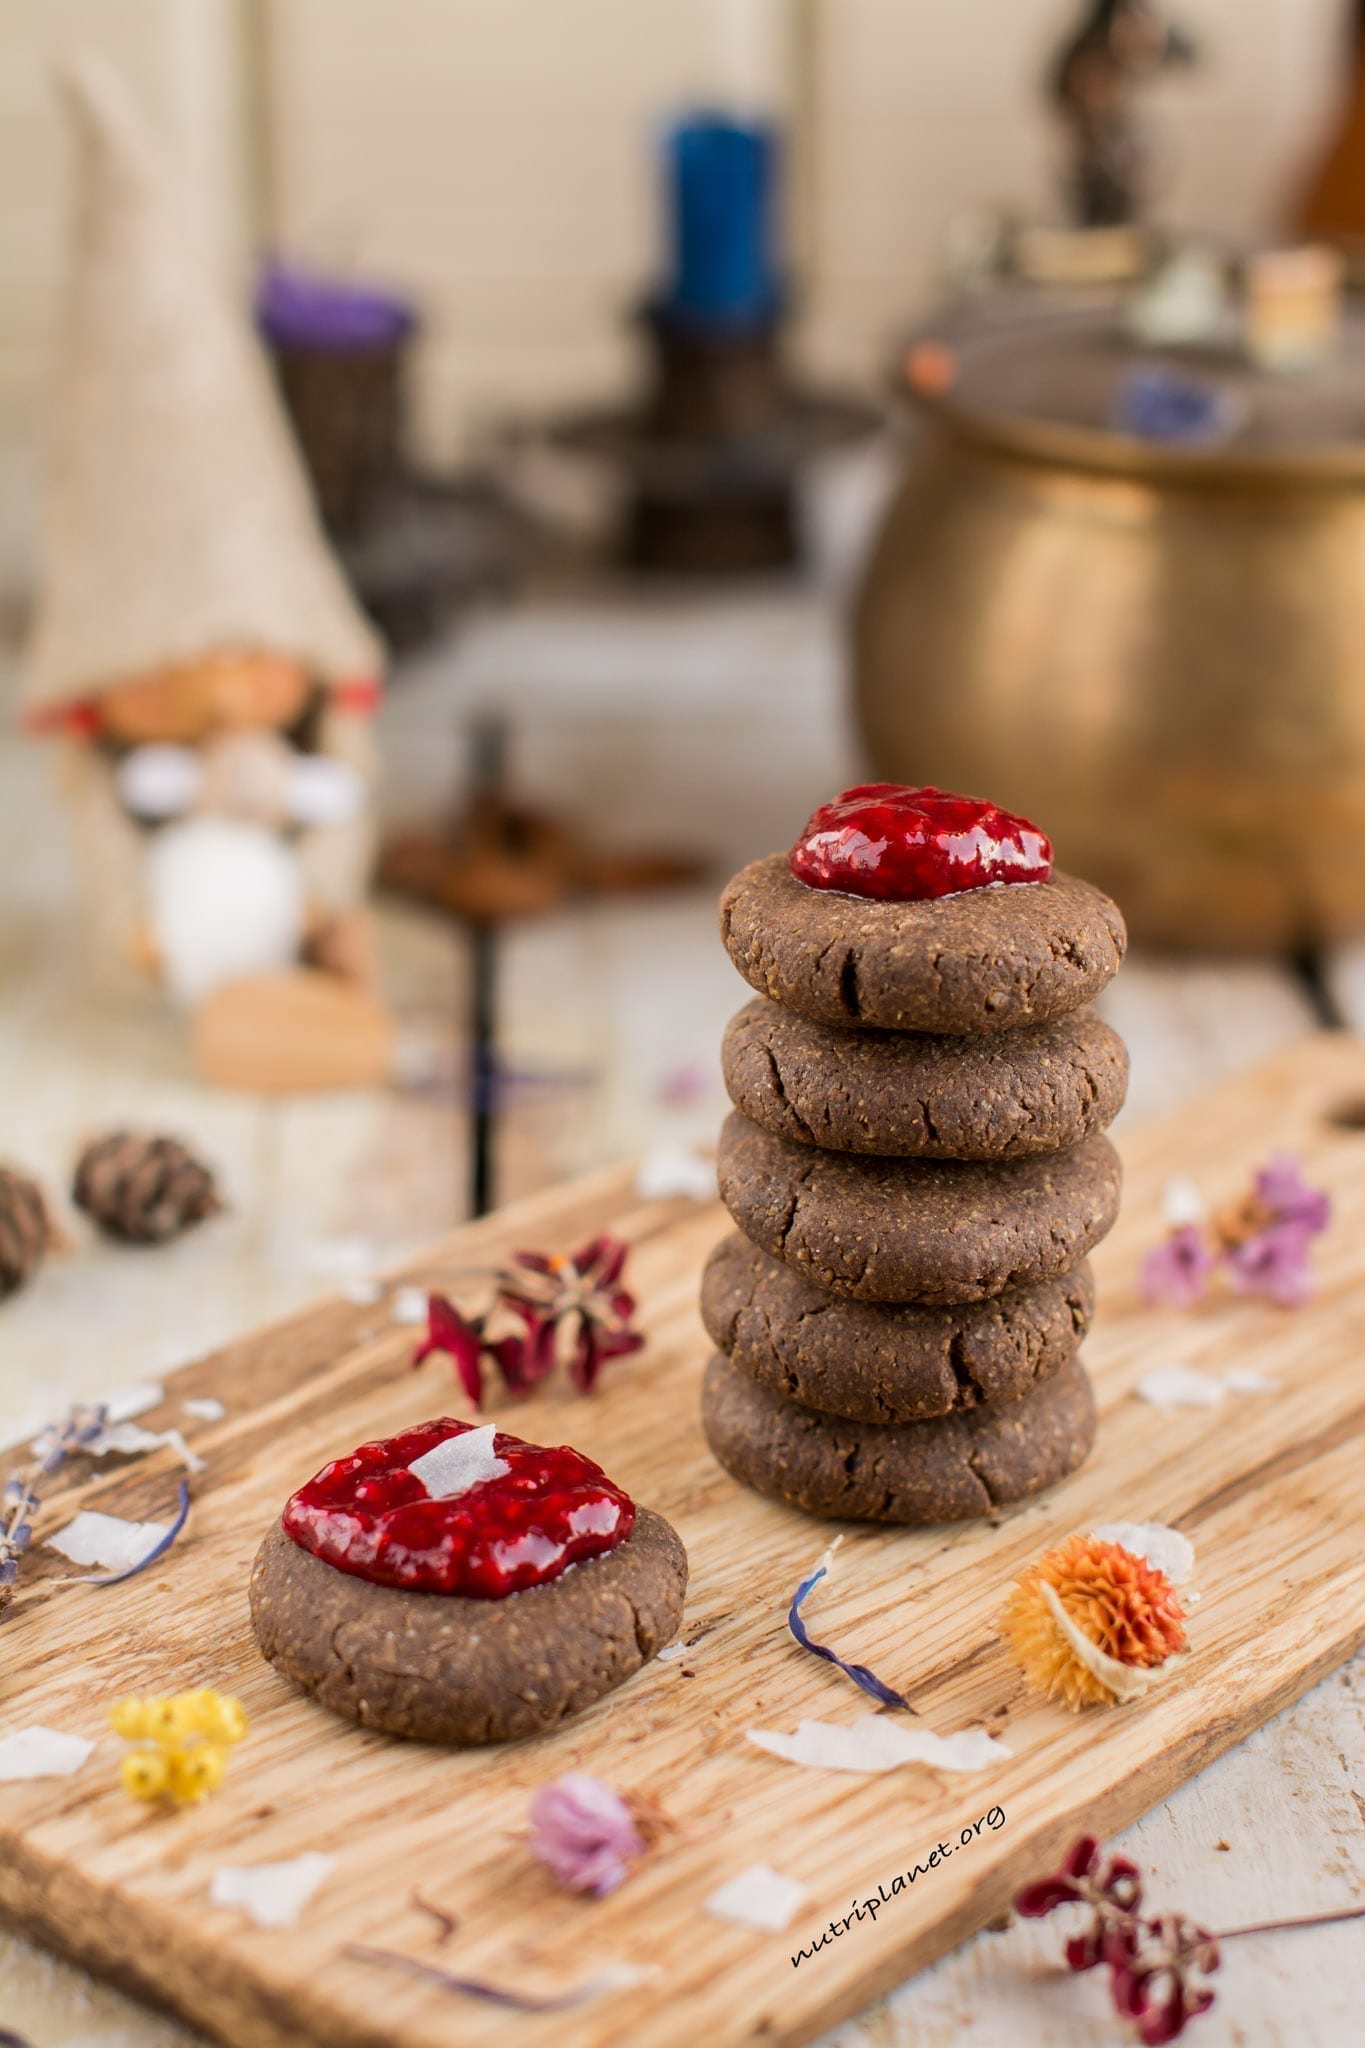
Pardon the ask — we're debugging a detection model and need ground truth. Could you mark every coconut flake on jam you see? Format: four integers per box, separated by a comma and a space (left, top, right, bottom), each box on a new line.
789, 784, 1052, 902
282, 1419, 635, 1599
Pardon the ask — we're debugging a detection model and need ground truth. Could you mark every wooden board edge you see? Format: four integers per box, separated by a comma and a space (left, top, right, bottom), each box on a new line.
3, 1613, 1362, 2048
773, 1617, 1365, 2048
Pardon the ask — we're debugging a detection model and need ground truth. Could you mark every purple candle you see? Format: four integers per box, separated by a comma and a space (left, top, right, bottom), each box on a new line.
256, 260, 414, 353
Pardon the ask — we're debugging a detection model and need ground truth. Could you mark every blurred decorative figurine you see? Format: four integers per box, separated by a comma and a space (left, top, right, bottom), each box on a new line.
1049, 1, 1196, 227
22, 57, 392, 1091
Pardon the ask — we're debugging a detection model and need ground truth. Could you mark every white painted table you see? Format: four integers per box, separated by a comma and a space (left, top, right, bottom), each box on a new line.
1, 628, 1362, 2044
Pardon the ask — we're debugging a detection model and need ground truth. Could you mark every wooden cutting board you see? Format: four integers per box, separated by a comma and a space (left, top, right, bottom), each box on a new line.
2, 1032, 1364, 2048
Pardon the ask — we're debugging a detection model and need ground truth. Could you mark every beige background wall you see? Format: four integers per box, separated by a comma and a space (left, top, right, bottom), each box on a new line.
0, 0, 1352, 575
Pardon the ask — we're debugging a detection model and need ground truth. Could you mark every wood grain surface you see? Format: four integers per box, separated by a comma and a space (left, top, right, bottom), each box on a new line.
2, 1032, 1364, 2048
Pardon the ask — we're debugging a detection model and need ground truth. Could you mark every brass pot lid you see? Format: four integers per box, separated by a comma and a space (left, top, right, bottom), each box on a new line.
900, 304, 1365, 488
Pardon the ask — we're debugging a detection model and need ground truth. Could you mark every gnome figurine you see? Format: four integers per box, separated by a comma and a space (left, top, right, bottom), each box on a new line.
23, 56, 392, 1091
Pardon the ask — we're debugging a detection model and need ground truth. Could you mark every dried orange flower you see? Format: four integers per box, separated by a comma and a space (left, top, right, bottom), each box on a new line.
1000, 1534, 1187, 1711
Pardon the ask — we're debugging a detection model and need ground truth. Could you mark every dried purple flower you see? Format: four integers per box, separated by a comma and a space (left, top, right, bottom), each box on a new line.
527, 1772, 647, 1897
1226, 1220, 1317, 1308
1142, 1154, 1329, 1315
1254, 1154, 1331, 1234
1139, 1226, 1217, 1310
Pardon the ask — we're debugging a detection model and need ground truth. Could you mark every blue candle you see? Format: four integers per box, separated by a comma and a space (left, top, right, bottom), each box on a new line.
659, 114, 780, 329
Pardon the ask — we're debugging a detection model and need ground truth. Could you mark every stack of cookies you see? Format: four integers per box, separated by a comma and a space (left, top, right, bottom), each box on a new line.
700, 827, 1129, 1525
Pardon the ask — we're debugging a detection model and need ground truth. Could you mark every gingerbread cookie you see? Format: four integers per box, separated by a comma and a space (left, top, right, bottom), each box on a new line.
249, 1420, 687, 1744
718, 1110, 1121, 1304
701, 1349, 1096, 1522
701, 1231, 1093, 1423
719, 853, 1126, 1035
722, 997, 1128, 1159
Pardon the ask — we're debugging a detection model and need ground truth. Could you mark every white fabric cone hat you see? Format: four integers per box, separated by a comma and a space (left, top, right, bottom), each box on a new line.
23, 52, 383, 719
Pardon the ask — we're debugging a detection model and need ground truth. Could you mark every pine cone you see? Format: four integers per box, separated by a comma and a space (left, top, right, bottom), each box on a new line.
72, 1132, 222, 1245
0, 1165, 54, 1298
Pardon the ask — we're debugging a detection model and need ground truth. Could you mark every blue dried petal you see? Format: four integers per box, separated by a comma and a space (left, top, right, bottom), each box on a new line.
67, 1481, 191, 1586
788, 1558, 912, 1711
344, 1947, 630, 2012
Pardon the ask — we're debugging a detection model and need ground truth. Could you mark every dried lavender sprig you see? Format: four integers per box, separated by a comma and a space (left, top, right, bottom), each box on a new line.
0, 1470, 41, 1585
30, 1401, 109, 1472
1, 1398, 120, 1610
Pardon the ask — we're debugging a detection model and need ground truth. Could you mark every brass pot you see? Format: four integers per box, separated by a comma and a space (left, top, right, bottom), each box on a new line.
854, 342, 1365, 950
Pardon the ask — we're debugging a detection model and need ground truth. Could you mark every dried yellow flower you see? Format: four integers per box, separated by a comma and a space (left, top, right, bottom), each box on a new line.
112, 1686, 247, 1805
999, 1533, 1187, 1711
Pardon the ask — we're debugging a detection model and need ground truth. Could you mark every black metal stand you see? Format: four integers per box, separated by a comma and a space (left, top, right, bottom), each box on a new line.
466, 714, 507, 1219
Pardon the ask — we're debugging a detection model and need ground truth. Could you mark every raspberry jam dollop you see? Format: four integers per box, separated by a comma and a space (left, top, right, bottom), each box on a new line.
282, 1419, 635, 1598
789, 783, 1052, 901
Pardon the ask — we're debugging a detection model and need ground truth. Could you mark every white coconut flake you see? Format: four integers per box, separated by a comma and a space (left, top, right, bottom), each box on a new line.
45, 1508, 172, 1572
183, 1397, 226, 1422
1222, 1366, 1277, 1394
1134, 1363, 1225, 1409
407, 1424, 508, 1500
390, 1285, 429, 1325
1041, 1584, 1184, 1704
102, 1381, 165, 1425
1161, 1175, 1208, 1228
1092, 1521, 1196, 1585
86, 1421, 204, 1473
305, 1237, 380, 1280
1135, 1362, 1279, 1409
634, 1148, 716, 1203
0, 1725, 96, 1782
704, 1864, 806, 1932
747, 1716, 1010, 1775
210, 1852, 334, 1929
656, 1643, 687, 1663
342, 1277, 382, 1306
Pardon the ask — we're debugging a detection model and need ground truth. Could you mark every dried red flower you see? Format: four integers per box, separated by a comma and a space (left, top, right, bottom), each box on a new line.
1111, 1914, 1220, 2046
412, 1237, 644, 1406
1018, 1837, 1216, 2040
1019, 1834, 1360, 2041
413, 1295, 487, 1406
497, 1236, 644, 1393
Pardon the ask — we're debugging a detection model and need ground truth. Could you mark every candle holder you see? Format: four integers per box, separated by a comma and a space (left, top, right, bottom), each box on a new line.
541, 111, 878, 575
548, 303, 877, 577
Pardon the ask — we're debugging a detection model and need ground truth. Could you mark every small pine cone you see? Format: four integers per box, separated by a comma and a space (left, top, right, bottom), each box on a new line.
0, 1165, 54, 1298
73, 1132, 223, 1245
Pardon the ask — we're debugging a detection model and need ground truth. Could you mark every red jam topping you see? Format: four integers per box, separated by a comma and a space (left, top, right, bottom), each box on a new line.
282, 1419, 635, 1599
790, 783, 1052, 901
